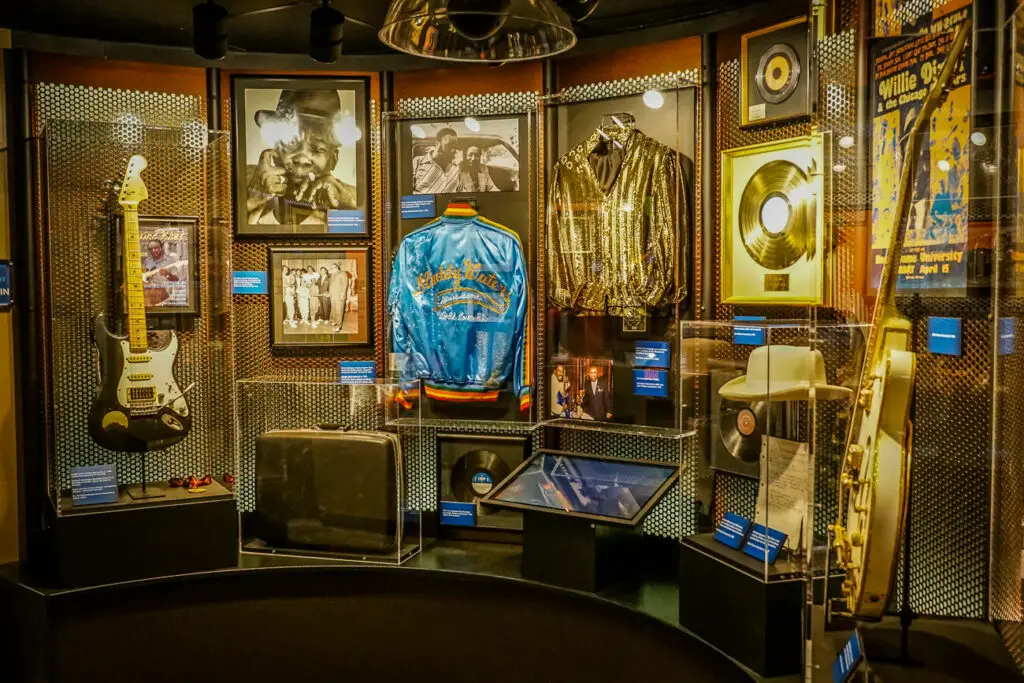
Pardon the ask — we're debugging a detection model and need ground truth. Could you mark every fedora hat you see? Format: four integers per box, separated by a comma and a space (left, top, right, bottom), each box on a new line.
718, 345, 851, 402
255, 89, 342, 130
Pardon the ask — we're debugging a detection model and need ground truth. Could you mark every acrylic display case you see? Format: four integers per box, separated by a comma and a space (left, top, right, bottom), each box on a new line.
237, 378, 422, 566
678, 320, 866, 677
40, 120, 235, 516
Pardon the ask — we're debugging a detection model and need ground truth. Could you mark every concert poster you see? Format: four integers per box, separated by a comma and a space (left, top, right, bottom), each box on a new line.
870, 1, 972, 292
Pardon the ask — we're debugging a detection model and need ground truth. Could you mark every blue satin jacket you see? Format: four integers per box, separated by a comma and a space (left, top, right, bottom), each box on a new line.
388, 204, 532, 410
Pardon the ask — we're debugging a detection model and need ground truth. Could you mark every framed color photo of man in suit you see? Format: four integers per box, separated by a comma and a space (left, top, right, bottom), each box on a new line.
233, 77, 370, 237
268, 247, 371, 348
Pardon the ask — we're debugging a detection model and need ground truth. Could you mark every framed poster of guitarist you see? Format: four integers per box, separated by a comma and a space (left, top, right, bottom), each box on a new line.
134, 216, 199, 315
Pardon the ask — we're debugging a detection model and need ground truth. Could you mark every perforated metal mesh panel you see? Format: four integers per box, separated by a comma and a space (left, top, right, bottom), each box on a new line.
712, 12, 991, 619
558, 70, 700, 103
230, 99, 384, 381
559, 430, 699, 539
992, 297, 1024, 624
396, 91, 538, 118
33, 82, 235, 504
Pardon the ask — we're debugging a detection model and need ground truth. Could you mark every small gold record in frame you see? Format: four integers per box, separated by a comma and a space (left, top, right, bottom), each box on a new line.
720, 135, 830, 305
740, 16, 814, 128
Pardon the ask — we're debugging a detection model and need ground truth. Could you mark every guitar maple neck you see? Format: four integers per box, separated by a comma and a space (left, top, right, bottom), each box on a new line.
123, 207, 148, 353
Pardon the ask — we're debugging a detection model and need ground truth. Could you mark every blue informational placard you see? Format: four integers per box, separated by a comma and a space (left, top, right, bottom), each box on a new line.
927, 316, 962, 356
232, 270, 269, 295
1000, 317, 1016, 357
634, 341, 671, 368
734, 316, 767, 346
832, 630, 864, 683
338, 361, 377, 385
440, 501, 477, 527
713, 512, 752, 550
0, 261, 11, 309
327, 209, 367, 234
71, 464, 119, 506
400, 195, 437, 220
741, 523, 788, 564
633, 369, 669, 397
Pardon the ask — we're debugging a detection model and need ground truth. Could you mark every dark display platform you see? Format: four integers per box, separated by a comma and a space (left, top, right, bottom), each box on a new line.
30, 495, 238, 588
0, 555, 754, 683
680, 533, 804, 678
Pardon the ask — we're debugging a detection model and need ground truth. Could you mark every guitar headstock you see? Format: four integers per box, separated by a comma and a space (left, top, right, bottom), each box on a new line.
118, 155, 148, 207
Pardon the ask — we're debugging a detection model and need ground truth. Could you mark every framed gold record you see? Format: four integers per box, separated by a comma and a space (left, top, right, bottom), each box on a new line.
720, 135, 830, 305
740, 16, 814, 127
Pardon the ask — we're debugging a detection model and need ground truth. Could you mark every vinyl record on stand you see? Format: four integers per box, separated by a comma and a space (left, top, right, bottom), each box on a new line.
755, 43, 801, 104
450, 449, 512, 502
738, 159, 813, 271
719, 399, 771, 464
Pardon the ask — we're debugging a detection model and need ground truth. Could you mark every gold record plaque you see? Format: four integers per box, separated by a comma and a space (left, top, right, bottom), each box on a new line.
740, 16, 813, 127
721, 136, 828, 305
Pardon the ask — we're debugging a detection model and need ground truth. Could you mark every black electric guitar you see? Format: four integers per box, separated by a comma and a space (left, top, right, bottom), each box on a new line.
88, 155, 192, 452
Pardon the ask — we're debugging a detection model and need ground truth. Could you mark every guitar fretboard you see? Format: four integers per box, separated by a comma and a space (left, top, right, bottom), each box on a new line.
123, 208, 148, 354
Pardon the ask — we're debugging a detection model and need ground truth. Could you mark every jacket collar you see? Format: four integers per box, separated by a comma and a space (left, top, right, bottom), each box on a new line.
444, 202, 478, 218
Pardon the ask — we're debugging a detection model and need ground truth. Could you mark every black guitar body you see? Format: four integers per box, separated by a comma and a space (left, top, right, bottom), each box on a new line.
88, 314, 192, 453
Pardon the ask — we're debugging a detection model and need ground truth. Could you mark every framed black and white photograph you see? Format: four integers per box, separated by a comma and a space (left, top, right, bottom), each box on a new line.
268, 247, 371, 348
137, 215, 199, 316
410, 117, 520, 194
233, 77, 369, 237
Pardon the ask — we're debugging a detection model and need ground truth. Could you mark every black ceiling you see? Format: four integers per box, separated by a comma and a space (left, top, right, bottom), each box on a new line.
0, 0, 774, 58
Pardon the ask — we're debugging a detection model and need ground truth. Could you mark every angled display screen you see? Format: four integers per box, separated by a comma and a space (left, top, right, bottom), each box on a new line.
482, 450, 679, 527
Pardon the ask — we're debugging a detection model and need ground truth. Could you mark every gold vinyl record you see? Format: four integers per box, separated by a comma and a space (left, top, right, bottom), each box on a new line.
755, 43, 801, 104
738, 159, 814, 271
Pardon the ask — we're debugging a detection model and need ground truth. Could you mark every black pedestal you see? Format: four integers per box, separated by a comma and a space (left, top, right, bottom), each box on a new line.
522, 511, 639, 592
679, 533, 804, 678
31, 497, 238, 588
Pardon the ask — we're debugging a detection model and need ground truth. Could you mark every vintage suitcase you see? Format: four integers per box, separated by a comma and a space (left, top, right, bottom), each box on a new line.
254, 427, 403, 554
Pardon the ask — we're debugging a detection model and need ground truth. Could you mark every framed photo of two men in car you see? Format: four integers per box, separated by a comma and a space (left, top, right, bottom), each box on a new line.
232, 77, 370, 237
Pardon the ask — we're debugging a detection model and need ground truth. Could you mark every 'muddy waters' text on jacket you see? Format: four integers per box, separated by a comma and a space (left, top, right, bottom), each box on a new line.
388, 203, 533, 410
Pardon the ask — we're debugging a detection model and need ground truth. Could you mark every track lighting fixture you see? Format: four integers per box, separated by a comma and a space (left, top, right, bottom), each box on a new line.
311, 0, 346, 63
192, 0, 228, 60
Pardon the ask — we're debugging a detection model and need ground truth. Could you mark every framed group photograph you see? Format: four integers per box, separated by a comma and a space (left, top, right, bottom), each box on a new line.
233, 77, 370, 237
135, 215, 199, 315
409, 117, 520, 195
739, 16, 814, 128
268, 247, 371, 348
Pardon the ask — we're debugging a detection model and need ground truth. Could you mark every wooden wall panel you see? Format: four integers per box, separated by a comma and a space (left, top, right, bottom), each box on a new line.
30, 53, 206, 95
393, 62, 543, 101
556, 36, 701, 89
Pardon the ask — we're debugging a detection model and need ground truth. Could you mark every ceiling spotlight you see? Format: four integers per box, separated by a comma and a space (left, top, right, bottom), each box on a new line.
970, 131, 987, 147
937, 159, 951, 173
410, 125, 427, 139
643, 89, 664, 110
833, 163, 847, 173
311, 0, 345, 63
839, 135, 855, 149
379, 0, 576, 63
464, 116, 481, 132
555, 0, 600, 21
193, 0, 228, 60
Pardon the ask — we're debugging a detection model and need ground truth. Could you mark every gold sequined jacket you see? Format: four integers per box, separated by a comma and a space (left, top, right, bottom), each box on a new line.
547, 127, 687, 318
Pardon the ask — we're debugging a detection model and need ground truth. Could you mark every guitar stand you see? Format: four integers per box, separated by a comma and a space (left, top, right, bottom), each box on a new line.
127, 452, 166, 501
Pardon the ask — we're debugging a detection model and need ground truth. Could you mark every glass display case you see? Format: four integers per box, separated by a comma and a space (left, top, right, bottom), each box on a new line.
237, 378, 422, 566
537, 81, 697, 438
678, 319, 865, 677
383, 100, 539, 427
41, 119, 235, 515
